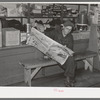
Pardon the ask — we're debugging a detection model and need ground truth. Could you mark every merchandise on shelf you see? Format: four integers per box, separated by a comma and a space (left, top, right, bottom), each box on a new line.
0, 5, 7, 16
41, 4, 78, 17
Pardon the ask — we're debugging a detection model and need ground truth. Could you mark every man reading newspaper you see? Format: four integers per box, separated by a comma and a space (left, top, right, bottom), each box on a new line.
27, 20, 76, 87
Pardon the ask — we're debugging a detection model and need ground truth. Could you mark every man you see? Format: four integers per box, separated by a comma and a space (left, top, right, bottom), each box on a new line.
35, 20, 45, 33
44, 20, 55, 32
45, 19, 76, 87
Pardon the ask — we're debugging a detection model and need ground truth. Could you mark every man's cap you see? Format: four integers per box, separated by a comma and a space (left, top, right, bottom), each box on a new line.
63, 20, 74, 28
37, 20, 44, 25
35, 20, 38, 23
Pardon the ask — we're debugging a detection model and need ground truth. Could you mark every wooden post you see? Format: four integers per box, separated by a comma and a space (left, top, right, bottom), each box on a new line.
27, 69, 31, 86
27, 3, 30, 24
88, 24, 100, 70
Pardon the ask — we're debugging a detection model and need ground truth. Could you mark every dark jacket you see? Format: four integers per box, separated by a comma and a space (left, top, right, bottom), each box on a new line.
44, 27, 73, 50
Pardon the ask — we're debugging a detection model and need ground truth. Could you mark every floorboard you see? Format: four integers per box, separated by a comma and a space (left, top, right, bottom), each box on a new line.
9, 68, 100, 87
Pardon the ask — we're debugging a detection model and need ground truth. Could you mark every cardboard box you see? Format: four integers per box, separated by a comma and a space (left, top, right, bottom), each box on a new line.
21, 32, 27, 42
2, 28, 20, 47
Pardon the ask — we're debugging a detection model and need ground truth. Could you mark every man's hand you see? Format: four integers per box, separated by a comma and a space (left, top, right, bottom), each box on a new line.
63, 45, 73, 56
43, 55, 50, 59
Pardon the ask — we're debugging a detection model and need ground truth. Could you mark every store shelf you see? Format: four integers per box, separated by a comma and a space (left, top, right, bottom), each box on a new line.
0, 3, 89, 49
29, 16, 77, 19
0, 16, 27, 18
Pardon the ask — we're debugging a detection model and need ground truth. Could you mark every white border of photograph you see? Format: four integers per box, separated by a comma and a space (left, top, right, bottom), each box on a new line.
0, 1, 100, 98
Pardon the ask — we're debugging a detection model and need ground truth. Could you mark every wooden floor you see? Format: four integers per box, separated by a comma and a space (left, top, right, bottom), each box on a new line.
9, 68, 100, 87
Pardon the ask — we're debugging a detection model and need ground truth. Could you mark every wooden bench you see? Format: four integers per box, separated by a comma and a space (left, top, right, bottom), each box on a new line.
19, 50, 97, 86
20, 24, 100, 86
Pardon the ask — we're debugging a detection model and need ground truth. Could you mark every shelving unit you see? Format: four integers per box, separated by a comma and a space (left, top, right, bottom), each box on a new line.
0, 3, 89, 29
0, 3, 89, 49
0, 3, 89, 24
28, 3, 88, 23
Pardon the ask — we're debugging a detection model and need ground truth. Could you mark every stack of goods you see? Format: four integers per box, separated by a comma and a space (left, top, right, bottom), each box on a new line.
7, 4, 28, 17
41, 4, 78, 17
41, 4, 62, 17
0, 5, 7, 16
16, 3, 28, 16
31, 4, 42, 17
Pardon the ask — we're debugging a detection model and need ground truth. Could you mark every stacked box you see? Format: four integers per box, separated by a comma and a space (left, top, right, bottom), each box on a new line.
2, 28, 20, 47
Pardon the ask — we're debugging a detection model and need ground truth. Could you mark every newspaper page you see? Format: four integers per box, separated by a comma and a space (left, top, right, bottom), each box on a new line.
26, 27, 74, 65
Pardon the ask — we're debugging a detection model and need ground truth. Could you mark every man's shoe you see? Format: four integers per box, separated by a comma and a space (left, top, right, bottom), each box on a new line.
70, 78, 76, 83
64, 76, 75, 87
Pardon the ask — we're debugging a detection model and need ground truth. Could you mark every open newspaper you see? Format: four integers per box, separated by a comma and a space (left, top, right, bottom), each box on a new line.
26, 28, 74, 65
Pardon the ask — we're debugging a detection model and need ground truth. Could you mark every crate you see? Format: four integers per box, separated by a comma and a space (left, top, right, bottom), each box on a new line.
2, 28, 20, 47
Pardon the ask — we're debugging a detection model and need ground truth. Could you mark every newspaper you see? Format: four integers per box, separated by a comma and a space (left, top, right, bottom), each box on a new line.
26, 27, 74, 65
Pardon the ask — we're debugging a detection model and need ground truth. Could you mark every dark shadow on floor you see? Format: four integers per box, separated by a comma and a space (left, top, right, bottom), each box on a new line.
9, 68, 100, 87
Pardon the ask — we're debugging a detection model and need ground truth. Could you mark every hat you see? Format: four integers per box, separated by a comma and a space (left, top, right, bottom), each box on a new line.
63, 20, 74, 28
37, 20, 44, 25
35, 20, 38, 23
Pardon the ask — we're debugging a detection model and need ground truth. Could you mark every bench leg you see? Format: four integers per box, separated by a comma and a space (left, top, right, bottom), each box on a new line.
93, 55, 100, 70
31, 67, 41, 80
24, 67, 41, 87
42, 68, 45, 76
83, 57, 93, 72
27, 69, 31, 86
24, 68, 28, 84
24, 68, 31, 86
